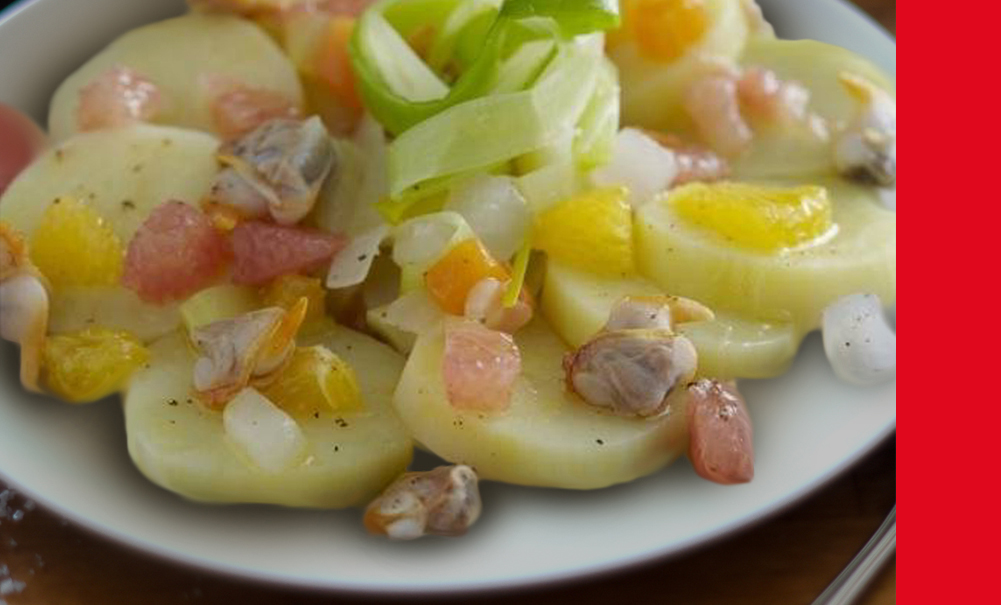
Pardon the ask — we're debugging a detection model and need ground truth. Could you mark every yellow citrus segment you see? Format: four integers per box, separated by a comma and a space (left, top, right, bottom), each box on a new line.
533, 187, 636, 277
260, 275, 327, 323
262, 345, 362, 417
624, 0, 709, 62
43, 328, 149, 403
425, 238, 509, 315
30, 197, 124, 289
669, 182, 833, 252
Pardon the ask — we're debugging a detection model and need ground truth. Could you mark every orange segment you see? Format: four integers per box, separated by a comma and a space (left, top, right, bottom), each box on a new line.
262, 345, 362, 417
628, 0, 709, 63
533, 187, 636, 277
30, 197, 123, 289
425, 238, 509, 315
261, 275, 327, 323
43, 328, 149, 403
670, 182, 833, 252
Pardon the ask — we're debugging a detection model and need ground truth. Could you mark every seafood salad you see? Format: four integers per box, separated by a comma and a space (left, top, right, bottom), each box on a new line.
0, 0, 895, 541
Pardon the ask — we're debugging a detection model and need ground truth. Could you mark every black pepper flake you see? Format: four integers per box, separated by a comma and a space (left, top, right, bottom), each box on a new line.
168, 399, 179, 407
596, 439, 605, 445
334, 445, 340, 452
186, 398, 193, 405
121, 200, 136, 210
131, 164, 144, 173
335, 418, 349, 428
357, 254, 368, 262
313, 412, 320, 419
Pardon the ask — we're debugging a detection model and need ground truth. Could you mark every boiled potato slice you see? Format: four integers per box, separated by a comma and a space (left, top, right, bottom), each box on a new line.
541, 261, 798, 379
48, 13, 303, 141
0, 124, 220, 339
49, 286, 181, 342
609, 0, 752, 134
1, 124, 218, 243
125, 321, 413, 508
635, 179, 896, 332
731, 38, 895, 180
393, 318, 689, 490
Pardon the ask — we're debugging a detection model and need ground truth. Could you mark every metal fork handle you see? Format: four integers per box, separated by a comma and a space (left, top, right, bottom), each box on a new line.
811, 505, 896, 605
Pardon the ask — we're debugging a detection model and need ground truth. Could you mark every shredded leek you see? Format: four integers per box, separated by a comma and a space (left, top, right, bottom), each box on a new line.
350, 0, 621, 135
388, 43, 600, 195
503, 236, 533, 307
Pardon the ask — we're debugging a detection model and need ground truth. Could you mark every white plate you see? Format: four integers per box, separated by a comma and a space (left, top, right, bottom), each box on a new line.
0, 0, 896, 595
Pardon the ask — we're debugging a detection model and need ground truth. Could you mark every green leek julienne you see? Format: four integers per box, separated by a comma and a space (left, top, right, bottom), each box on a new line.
350, 0, 620, 135
387, 42, 601, 196
499, 0, 621, 36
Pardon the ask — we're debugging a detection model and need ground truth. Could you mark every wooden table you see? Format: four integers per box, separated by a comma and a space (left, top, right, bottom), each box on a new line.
0, 2, 896, 603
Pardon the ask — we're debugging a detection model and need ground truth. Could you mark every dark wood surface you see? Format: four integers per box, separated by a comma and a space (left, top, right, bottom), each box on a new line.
0, 2, 896, 603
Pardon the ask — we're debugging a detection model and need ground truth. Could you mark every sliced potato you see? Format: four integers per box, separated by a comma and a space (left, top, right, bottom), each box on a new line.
125, 321, 413, 508
731, 38, 895, 180
48, 286, 181, 343
610, 0, 752, 134
0, 124, 220, 339
0, 124, 218, 243
635, 179, 896, 332
541, 261, 798, 378
48, 13, 303, 141
393, 318, 689, 490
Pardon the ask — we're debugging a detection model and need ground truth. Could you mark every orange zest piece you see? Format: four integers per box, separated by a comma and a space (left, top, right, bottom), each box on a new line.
425, 238, 509, 315
628, 0, 708, 63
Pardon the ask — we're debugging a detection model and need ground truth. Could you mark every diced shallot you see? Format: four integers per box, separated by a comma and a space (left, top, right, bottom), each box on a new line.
122, 201, 230, 304
77, 66, 161, 132
822, 293, 896, 385
325, 224, 389, 290
223, 388, 307, 472
442, 318, 521, 413
687, 379, 755, 485
231, 221, 346, 286
444, 175, 532, 261
591, 128, 679, 207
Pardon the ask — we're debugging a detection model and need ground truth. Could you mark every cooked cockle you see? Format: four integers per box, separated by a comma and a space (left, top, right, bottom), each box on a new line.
564, 329, 698, 418
0, 222, 49, 392
604, 295, 715, 332
641, 131, 731, 185
191, 298, 308, 406
833, 73, 897, 186
211, 116, 335, 225
686, 379, 754, 485
364, 465, 482, 540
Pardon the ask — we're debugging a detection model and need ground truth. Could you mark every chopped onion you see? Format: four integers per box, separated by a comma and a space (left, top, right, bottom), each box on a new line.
376, 290, 445, 335
444, 175, 531, 261
367, 289, 445, 353
392, 211, 474, 269
223, 388, 307, 473
822, 294, 896, 385
590, 128, 679, 207
326, 224, 390, 290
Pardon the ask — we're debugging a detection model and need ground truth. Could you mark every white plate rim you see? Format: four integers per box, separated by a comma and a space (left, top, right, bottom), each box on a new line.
0, 0, 896, 595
